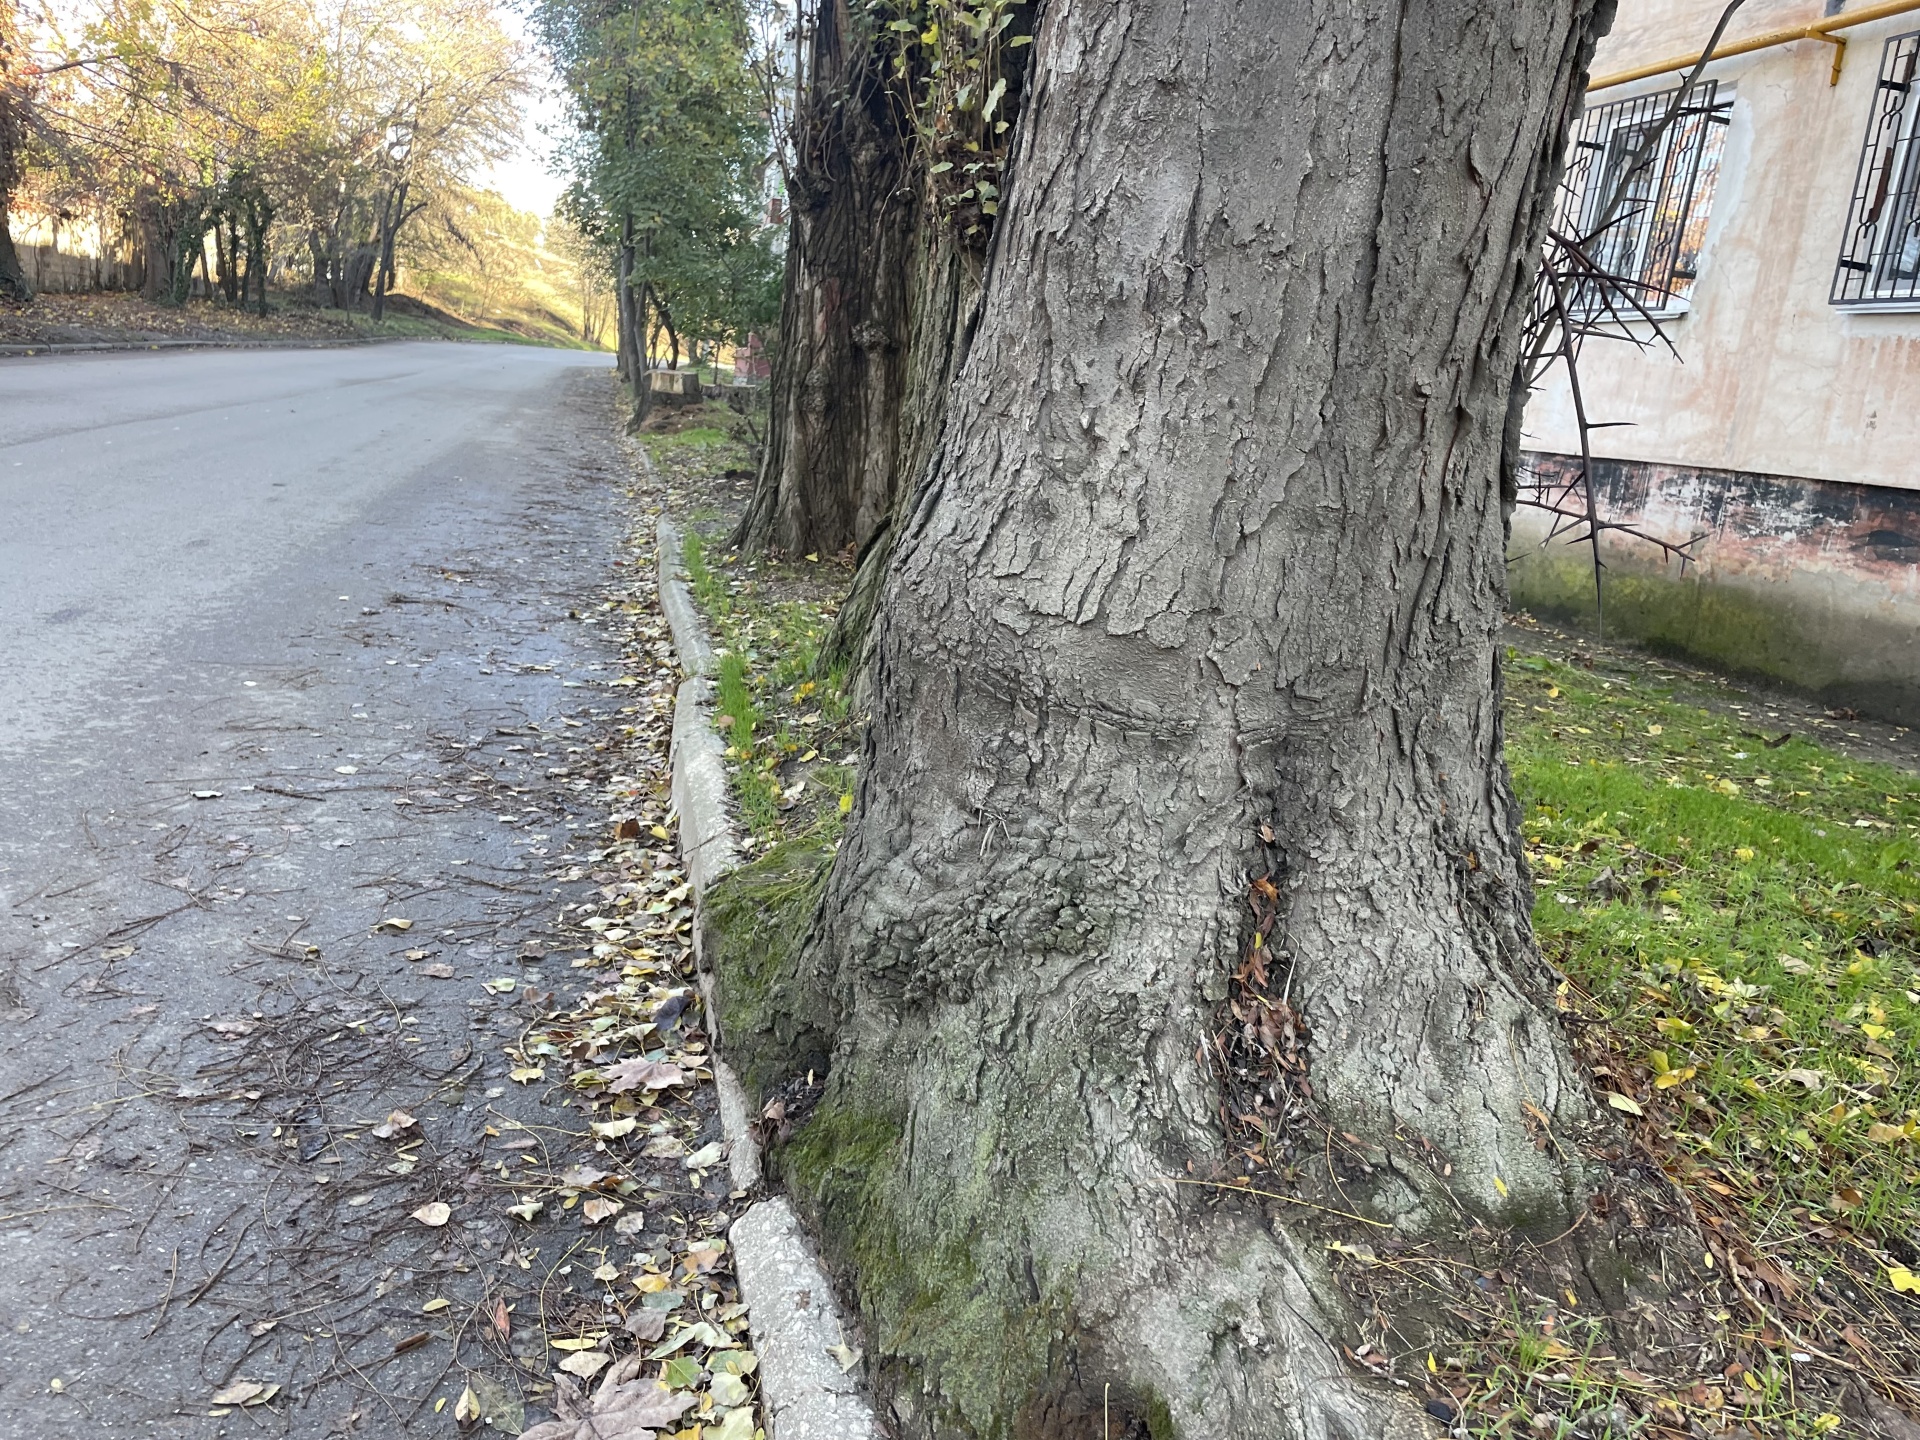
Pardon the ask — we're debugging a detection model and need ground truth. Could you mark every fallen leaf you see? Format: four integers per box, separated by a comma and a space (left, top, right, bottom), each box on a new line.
557, 1349, 611, 1380
710, 1372, 751, 1407
334, 765, 359, 774
420, 963, 456, 979
591, 1262, 620, 1282
208, 1018, 257, 1038
604, 1057, 688, 1094
369, 1110, 417, 1139
508, 1199, 544, 1222
378, 917, 413, 931
412, 1201, 452, 1228
422, 1298, 451, 1314
509, 1066, 546, 1084
684, 1141, 723, 1172
659, 1356, 702, 1389
1607, 1093, 1644, 1117
592, 1117, 638, 1140
624, 1309, 667, 1342
1890, 1266, 1920, 1294
550, 1336, 605, 1352
582, 1196, 623, 1224
828, 1341, 862, 1372
210, 1380, 278, 1407
1783, 1068, 1826, 1091
191, 790, 223, 800
711, 1406, 757, 1440
404, 949, 429, 960
454, 1386, 480, 1423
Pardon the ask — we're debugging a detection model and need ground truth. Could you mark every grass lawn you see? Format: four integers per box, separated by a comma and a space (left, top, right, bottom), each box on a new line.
1503, 631, 1920, 1434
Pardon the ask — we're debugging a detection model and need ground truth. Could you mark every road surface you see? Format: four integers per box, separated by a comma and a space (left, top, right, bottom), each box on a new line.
0, 341, 640, 1437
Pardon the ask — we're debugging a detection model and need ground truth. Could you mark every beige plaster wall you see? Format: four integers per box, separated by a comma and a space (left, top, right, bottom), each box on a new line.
1523, 0, 1920, 491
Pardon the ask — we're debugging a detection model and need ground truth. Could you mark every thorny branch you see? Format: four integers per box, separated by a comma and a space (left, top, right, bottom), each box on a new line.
1512, 1, 1747, 631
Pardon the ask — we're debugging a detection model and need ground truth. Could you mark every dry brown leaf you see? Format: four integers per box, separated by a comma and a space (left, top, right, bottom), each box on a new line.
411, 1201, 452, 1227
603, 1057, 687, 1094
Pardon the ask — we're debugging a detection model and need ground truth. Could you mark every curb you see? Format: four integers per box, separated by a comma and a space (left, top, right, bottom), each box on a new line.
654, 516, 883, 1440
0, 336, 385, 357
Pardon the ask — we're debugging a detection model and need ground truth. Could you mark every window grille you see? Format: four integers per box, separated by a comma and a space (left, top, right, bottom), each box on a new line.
1555, 80, 1732, 314
1832, 31, 1920, 305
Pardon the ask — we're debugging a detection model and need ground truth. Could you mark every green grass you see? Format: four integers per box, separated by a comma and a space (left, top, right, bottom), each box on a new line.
680, 519, 857, 847
1505, 647, 1920, 1253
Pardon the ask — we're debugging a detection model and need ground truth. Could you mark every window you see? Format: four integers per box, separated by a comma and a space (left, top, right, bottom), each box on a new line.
1833, 31, 1920, 305
1555, 81, 1732, 314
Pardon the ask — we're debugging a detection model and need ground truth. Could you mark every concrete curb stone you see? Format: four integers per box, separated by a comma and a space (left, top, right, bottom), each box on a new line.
0, 336, 385, 357
654, 516, 883, 1440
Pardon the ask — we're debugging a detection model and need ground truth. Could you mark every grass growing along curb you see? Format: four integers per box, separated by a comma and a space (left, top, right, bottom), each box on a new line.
679, 526, 858, 846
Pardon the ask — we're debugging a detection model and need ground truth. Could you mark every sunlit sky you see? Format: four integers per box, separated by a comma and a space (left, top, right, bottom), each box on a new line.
484, 1, 570, 220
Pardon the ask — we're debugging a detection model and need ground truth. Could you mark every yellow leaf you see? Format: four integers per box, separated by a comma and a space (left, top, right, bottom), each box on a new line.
1607, 1093, 1644, 1116
1888, 1266, 1920, 1294
509, 1066, 545, 1084
550, 1336, 606, 1351
1646, 724, 1663, 735
1734, 847, 1755, 862
650, 824, 671, 841
422, 1298, 451, 1313
1492, 1176, 1509, 1198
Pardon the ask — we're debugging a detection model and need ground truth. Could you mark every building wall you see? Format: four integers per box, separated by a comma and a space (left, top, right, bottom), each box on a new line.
1515, 0, 1920, 718
1510, 455, 1920, 721
7, 205, 145, 294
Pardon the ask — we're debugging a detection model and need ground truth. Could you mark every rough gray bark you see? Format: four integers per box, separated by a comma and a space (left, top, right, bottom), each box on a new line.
781, 0, 1616, 1434
818, 224, 981, 681
733, 2, 915, 558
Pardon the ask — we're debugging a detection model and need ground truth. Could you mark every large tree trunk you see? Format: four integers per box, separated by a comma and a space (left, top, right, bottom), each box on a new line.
743, 0, 1617, 1434
732, 1, 916, 558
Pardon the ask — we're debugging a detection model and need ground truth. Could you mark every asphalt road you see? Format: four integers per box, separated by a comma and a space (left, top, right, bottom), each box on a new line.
0, 342, 641, 1437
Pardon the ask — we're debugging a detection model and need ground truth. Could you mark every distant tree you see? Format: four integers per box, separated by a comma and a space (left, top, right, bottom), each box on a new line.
536, 0, 779, 419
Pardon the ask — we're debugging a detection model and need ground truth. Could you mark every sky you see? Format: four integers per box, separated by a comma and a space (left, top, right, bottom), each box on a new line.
483, 1, 571, 220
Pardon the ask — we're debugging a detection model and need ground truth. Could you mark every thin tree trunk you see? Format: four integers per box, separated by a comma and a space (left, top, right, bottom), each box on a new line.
0, 190, 26, 301
614, 228, 636, 381
725, 0, 1623, 1434
0, 0, 31, 302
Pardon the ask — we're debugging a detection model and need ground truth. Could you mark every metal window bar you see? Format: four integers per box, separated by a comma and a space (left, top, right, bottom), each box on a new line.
1832, 30, 1920, 304
1555, 80, 1729, 314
